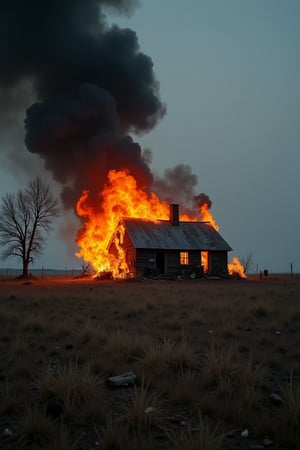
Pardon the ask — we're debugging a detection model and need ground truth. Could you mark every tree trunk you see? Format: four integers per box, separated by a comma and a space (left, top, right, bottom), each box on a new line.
22, 259, 30, 278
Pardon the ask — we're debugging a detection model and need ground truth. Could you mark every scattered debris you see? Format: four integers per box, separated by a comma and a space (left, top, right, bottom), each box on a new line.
270, 392, 284, 406
241, 429, 249, 438
95, 270, 113, 280
105, 371, 137, 387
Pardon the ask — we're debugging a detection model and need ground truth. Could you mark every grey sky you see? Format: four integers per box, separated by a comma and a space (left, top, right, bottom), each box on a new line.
0, 0, 299, 273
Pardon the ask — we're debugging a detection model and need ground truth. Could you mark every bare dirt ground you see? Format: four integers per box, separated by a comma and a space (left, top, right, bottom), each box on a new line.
0, 275, 299, 449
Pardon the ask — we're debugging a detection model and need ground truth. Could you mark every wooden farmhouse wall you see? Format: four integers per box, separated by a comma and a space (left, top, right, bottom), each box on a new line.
108, 223, 230, 278
208, 251, 228, 276
136, 249, 202, 278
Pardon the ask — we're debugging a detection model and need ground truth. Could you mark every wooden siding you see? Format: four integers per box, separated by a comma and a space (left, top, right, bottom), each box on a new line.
136, 250, 157, 277
109, 227, 229, 278
135, 250, 203, 278
208, 251, 228, 276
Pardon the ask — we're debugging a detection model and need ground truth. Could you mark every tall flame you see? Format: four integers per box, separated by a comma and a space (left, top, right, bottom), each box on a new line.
228, 256, 246, 278
76, 169, 171, 277
76, 169, 245, 278
200, 203, 219, 231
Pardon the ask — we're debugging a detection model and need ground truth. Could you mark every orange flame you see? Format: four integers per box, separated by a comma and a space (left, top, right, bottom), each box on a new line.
200, 203, 219, 231
76, 169, 246, 278
228, 256, 246, 278
76, 169, 171, 277
200, 204, 246, 278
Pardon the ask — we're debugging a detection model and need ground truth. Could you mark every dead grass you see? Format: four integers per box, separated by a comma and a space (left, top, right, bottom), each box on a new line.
119, 377, 165, 434
0, 275, 299, 449
142, 336, 195, 371
170, 413, 225, 450
13, 404, 55, 448
37, 358, 103, 404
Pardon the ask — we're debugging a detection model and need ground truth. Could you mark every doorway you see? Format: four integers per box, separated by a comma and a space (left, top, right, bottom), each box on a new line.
156, 251, 165, 275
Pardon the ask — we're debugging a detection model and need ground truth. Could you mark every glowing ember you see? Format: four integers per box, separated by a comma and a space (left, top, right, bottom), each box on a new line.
76, 169, 246, 278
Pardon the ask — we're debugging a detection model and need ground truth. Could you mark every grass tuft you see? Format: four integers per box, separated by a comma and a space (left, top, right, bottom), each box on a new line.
170, 413, 225, 450
120, 377, 165, 434
13, 404, 55, 448
37, 358, 103, 410
142, 336, 194, 370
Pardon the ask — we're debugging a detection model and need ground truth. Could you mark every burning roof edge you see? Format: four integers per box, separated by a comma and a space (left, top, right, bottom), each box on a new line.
111, 217, 232, 252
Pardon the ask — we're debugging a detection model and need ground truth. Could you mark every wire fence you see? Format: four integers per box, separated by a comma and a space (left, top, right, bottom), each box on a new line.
0, 268, 82, 280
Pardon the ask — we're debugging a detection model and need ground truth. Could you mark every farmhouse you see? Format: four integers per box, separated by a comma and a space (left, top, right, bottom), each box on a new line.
107, 204, 232, 278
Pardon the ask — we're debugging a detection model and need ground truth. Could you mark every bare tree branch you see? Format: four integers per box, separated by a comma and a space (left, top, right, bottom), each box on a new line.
242, 252, 254, 274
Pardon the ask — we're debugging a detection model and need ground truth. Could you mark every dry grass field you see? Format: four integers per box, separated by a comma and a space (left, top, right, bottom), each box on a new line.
0, 275, 299, 449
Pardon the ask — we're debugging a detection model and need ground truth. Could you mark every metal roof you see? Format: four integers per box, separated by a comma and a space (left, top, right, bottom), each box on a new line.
122, 218, 232, 251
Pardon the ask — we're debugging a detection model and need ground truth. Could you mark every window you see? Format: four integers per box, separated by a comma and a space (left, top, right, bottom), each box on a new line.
180, 251, 189, 265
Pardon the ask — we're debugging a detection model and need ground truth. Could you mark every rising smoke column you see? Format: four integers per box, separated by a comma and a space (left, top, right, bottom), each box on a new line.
0, 0, 215, 222
0, 0, 165, 208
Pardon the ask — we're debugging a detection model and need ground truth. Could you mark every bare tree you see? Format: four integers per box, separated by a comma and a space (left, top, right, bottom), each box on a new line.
0, 176, 60, 278
80, 262, 92, 277
242, 252, 254, 275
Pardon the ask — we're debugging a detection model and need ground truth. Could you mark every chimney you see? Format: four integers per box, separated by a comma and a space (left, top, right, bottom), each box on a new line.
170, 204, 179, 226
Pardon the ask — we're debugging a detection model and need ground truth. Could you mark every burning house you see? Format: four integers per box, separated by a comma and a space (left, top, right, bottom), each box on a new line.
107, 204, 232, 278
1, 1, 245, 279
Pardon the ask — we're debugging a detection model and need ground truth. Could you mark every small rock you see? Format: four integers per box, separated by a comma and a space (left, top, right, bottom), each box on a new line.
270, 392, 283, 405
2, 427, 13, 437
241, 429, 249, 438
144, 406, 156, 413
263, 438, 273, 447
105, 371, 137, 387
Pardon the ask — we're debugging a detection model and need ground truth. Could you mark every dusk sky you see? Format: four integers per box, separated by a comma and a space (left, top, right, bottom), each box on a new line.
0, 0, 299, 273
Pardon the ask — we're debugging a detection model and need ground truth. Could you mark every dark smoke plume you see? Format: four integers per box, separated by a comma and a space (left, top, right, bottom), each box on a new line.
0, 0, 165, 208
153, 165, 213, 217
153, 165, 198, 209
193, 193, 212, 210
